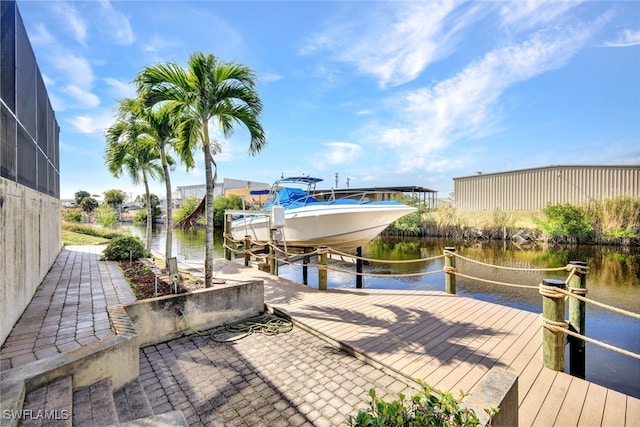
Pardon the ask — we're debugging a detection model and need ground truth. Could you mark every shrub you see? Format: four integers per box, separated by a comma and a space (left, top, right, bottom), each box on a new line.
101, 236, 146, 261
134, 206, 161, 223
347, 380, 497, 426
535, 203, 593, 241
95, 204, 118, 228
214, 195, 245, 228
173, 196, 202, 222
63, 209, 82, 222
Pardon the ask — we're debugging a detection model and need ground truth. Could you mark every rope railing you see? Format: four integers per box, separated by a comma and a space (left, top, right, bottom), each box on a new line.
329, 246, 446, 264
445, 250, 570, 273
546, 283, 640, 320
225, 237, 639, 322
539, 314, 640, 360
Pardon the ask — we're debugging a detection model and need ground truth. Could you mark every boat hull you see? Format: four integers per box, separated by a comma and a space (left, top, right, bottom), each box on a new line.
231, 204, 417, 249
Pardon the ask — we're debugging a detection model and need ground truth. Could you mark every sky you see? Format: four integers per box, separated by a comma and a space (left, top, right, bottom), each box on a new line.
17, 0, 640, 201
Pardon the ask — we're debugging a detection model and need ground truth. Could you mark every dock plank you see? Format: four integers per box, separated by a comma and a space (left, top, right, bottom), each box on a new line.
577, 383, 608, 426
554, 377, 589, 427
601, 388, 628, 426
518, 366, 557, 425
531, 370, 573, 426
626, 395, 640, 427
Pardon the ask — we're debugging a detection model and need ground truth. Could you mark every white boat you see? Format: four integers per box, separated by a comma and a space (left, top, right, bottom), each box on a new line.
230, 177, 417, 249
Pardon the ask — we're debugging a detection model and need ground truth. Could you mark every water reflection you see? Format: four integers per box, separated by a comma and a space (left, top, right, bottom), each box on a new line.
119, 224, 639, 398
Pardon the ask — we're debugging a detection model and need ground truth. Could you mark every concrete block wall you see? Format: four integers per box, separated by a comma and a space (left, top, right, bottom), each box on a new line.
0, 179, 62, 345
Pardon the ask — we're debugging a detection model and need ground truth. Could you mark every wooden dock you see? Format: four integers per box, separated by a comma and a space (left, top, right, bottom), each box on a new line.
213, 260, 639, 426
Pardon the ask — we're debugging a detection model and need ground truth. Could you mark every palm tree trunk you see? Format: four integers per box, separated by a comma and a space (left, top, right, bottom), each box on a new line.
160, 147, 173, 261
143, 175, 153, 257
202, 123, 214, 287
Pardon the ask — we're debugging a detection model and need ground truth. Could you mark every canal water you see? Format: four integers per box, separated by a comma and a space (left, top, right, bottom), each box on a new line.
122, 224, 639, 398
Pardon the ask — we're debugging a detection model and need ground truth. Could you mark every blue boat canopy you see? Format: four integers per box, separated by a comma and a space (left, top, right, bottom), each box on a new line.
264, 187, 318, 209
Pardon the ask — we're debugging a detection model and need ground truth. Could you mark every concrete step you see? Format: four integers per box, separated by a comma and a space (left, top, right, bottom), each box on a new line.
20, 376, 73, 427
112, 378, 154, 423
72, 378, 119, 427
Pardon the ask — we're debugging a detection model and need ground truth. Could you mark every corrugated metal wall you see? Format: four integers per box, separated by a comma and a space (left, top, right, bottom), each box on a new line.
453, 166, 640, 210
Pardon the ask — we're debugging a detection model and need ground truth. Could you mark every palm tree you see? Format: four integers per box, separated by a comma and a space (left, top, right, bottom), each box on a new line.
143, 103, 179, 262
135, 52, 266, 287
105, 98, 164, 255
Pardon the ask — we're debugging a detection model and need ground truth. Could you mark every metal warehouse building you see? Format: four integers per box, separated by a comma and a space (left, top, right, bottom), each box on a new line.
453, 165, 639, 211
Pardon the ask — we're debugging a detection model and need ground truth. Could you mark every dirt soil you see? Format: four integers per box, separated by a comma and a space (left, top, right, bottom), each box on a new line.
118, 260, 189, 299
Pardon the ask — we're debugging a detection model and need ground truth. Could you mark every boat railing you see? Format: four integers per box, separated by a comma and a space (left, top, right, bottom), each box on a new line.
312, 190, 404, 204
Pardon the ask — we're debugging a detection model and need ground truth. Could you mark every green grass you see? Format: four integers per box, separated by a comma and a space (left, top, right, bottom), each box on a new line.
62, 229, 110, 245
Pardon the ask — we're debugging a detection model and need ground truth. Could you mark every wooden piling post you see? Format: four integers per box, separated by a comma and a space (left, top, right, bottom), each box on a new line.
540, 278, 566, 371
318, 246, 328, 291
302, 248, 309, 286
224, 214, 232, 261
356, 246, 363, 289
269, 230, 277, 275
568, 260, 588, 378
244, 236, 251, 267
444, 247, 456, 294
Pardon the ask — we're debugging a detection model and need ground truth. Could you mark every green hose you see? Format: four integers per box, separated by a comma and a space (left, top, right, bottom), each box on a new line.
210, 314, 293, 342
181, 312, 293, 342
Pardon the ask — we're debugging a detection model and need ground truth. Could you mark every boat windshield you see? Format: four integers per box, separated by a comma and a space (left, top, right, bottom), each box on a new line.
261, 177, 322, 210
263, 187, 318, 209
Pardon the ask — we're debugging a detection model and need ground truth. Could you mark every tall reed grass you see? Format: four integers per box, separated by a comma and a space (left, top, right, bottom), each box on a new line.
585, 196, 640, 239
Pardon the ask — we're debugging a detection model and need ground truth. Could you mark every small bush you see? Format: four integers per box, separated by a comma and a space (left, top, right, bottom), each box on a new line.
101, 236, 146, 261
95, 204, 118, 228
174, 196, 202, 222
535, 203, 593, 241
347, 380, 497, 426
63, 209, 82, 222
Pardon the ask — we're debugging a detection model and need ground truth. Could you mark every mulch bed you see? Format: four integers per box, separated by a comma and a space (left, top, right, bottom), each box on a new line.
118, 260, 188, 299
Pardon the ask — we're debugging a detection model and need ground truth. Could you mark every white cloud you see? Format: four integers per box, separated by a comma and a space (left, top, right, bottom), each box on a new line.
68, 111, 114, 134
499, 0, 583, 29
51, 53, 94, 89
103, 78, 136, 100
49, 1, 88, 44
259, 73, 283, 83
604, 29, 640, 47
302, 1, 482, 88
64, 85, 100, 108
374, 20, 603, 173
97, 0, 135, 45
28, 23, 55, 45
313, 142, 361, 170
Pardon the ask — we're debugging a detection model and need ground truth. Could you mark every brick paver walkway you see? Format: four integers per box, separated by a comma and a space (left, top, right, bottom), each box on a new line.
0, 245, 136, 371
140, 324, 414, 427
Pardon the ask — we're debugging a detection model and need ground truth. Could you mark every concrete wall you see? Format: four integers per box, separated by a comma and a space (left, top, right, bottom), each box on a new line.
0, 178, 61, 345
122, 280, 265, 347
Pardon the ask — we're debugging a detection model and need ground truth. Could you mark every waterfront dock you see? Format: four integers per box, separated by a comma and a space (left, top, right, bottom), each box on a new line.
210, 258, 640, 426
2, 246, 637, 425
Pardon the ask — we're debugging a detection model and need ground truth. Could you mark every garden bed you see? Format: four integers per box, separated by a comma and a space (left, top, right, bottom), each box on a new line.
118, 260, 189, 299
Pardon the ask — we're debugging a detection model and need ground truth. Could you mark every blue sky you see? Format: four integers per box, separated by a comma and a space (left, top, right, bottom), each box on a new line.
18, 0, 640, 201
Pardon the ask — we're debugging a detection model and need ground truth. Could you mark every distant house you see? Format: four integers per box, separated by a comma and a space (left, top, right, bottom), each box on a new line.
173, 178, 270, 207
173, 184, 212, 205
453, 165, 640, 211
